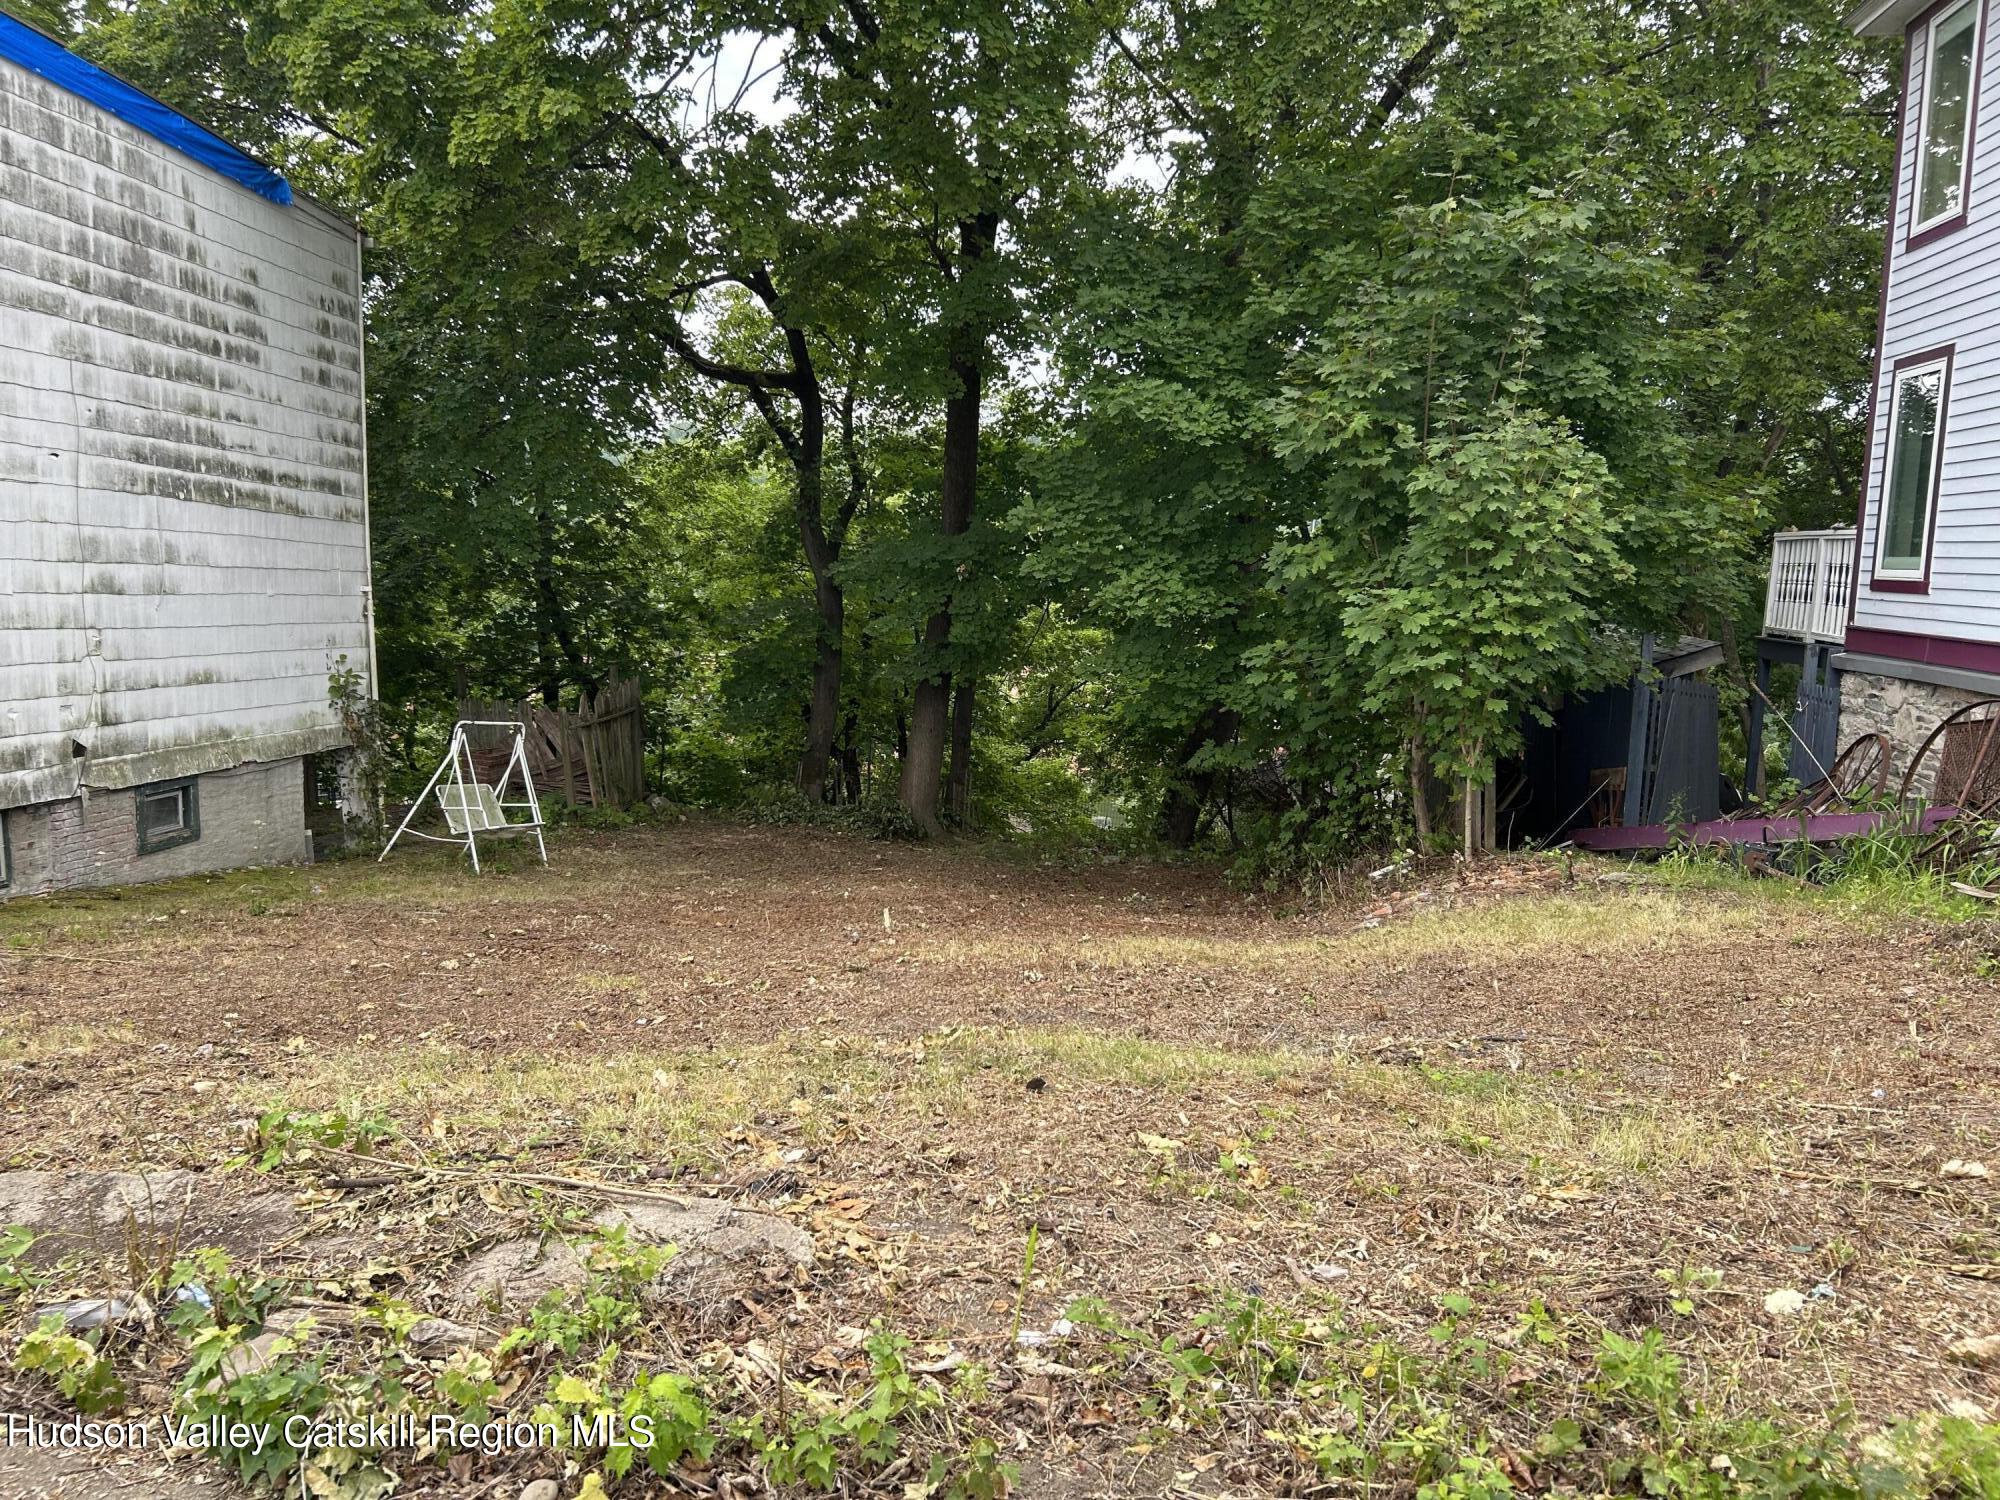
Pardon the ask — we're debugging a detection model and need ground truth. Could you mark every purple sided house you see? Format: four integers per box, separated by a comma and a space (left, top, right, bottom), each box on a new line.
1761, 0, 2000, 780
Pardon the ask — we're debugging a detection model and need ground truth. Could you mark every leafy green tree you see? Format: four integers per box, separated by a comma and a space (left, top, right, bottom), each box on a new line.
1032, 0, 1763, 852
84, 0, 685, 736
9, 0, 77, 39
750, 0, 1122, 832
65, 0, 1898, 856
1619, 0, 1897, 736
1632, 0, 1895, 529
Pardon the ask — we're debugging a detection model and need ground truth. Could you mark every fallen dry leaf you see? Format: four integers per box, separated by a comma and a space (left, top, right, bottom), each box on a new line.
1948, 1334, 2000, 1366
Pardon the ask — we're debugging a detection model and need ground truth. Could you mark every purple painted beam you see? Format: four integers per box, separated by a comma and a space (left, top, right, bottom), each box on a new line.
1571, 806, 1961, 853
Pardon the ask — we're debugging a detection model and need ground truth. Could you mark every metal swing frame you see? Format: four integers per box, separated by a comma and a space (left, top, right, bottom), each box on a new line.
379, 720, 548, 872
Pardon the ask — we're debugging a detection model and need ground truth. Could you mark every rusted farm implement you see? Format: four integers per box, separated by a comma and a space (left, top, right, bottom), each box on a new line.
1572, 699, 2000, 891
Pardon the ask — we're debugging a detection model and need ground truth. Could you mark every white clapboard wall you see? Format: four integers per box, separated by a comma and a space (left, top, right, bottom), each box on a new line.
0, 52, 369, 811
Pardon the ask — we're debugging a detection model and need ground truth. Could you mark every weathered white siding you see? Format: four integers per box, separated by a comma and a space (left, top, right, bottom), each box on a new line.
1856, 2, 2000, 643
0, 53, 368, 811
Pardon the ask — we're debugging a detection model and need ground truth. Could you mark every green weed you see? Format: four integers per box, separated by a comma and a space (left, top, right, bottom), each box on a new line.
244, 1106, 397, 1171
16, 1316, 125, 1413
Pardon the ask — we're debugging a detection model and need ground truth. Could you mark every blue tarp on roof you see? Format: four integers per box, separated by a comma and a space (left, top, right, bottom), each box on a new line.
0, 10, 291, 205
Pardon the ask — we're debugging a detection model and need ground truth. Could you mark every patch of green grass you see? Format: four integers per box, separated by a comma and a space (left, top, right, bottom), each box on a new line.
1649, 832, 2000, 924
916, 1030, 1769, 1182
1340, 1059, 1773, 1179
918, 889, 1771, 973
236, 1037, 891, 1163
243, 1025, 1776, 1189
0, 845, 571, 950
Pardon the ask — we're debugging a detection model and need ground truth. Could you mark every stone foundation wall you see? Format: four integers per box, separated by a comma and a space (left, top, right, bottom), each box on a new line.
1837, 671, 1994, 799
1, 759, 313, 899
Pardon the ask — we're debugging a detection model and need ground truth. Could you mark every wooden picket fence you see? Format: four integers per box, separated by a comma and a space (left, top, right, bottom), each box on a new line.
458, 673, 646, 810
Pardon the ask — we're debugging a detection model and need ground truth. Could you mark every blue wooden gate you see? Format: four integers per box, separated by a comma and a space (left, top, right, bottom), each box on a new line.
1789, 675, 1843, 785
1643, 678, 1721, 824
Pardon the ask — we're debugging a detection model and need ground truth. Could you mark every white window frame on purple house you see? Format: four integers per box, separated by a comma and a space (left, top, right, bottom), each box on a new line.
1873, 348, 1954, 590
1911, 0, 1984, 244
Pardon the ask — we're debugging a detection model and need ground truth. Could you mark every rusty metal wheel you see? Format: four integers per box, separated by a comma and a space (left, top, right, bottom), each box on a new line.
1897, 699, 2000, 810
1825, 732, 1892, 804
1772, 732, 1891, 815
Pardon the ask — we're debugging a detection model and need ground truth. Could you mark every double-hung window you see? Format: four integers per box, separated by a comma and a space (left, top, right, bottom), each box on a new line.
1876, 353, 1952, 584
1914, 0, 1982, 236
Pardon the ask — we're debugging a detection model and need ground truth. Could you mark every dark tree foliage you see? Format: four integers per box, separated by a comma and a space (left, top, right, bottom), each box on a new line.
71, 0, 1894, 859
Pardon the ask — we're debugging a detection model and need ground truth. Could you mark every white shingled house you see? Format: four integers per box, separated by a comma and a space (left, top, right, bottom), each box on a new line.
1761, 1, 2000, 781
0, 13, 374, 897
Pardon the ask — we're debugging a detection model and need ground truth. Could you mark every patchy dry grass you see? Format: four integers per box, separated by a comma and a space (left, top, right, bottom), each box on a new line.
193, 1023, 1778, 1196
0, 845, 558, 953
915, 886, 1771, 974
3, 823, 2000, 1497
0, 1021, 136, 1064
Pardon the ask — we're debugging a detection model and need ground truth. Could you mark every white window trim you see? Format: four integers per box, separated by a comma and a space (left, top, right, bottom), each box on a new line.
1874, 354, 1952, 582
135, 777, 200, 856
1912, 0, 1983, 237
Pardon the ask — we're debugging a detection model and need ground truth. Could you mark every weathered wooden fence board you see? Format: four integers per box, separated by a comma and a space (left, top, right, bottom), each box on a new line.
458, 674, 645, 809
1790, 677, 1844, 786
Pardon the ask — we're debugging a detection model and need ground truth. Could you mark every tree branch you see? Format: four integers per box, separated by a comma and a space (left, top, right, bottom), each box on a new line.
1108, 29, 1207, 141
739, 383, 805, 467
1361, 16, 1458, 140
659, 321, 793, 394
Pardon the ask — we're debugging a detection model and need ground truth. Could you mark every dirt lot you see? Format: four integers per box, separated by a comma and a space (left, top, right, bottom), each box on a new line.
3, 821, 2000, 1496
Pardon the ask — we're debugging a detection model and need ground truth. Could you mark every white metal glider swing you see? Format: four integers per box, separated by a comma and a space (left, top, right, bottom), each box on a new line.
380, 720, 548, 872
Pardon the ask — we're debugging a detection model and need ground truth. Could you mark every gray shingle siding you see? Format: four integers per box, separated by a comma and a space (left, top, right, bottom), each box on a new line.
0, 51, 371, 817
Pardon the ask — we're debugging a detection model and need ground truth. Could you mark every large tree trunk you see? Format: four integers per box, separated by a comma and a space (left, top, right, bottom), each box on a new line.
903, 656, 953, 835
797, 570, 843, 802
947, 676, 976, 826
898, 229, 990, 834
800, 367, 869, 804
660, 274, 858, 813
1157, 706, 1239, 848
839, 706, 862, 803
783, 376, 840, 803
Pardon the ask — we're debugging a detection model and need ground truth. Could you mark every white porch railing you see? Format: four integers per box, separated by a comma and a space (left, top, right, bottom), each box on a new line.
1762, 529, 1856, 644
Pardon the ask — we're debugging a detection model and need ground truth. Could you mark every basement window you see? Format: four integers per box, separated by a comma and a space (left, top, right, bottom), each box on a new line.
135, 778, 200, 855
1914, 0, 1981, 234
